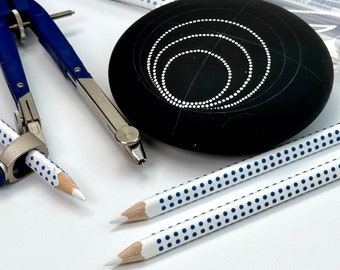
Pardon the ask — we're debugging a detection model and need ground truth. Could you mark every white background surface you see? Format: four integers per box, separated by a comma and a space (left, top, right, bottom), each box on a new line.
1, 0, 340, 270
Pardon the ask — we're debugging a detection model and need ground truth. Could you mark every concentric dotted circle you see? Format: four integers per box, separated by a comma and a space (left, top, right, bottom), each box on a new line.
146, 19, 271, 110
160, 49, 233, 108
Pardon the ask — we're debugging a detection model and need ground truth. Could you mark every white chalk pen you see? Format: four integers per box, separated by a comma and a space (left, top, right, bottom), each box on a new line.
113, 123, 340, 222
0, 119, 86, 201
110, 157, 340, 265
112, 0, 174, 10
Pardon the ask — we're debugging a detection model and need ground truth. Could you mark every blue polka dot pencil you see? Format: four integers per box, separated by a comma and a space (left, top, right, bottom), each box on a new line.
113, 123, 340, 223
0, 120, 86, 201
110, 157, 340, 265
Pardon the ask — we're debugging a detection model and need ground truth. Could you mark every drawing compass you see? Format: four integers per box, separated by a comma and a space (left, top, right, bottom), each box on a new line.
0, 0, 146, 182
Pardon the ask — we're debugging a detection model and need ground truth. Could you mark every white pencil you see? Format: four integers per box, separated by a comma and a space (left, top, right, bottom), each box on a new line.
113, 123, 340, 222
112, 0, 174, 10
0, 119, 86, 201
110, 157, 340, 265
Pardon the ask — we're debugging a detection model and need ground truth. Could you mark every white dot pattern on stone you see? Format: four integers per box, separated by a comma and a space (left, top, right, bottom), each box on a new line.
146, 18, 271, 110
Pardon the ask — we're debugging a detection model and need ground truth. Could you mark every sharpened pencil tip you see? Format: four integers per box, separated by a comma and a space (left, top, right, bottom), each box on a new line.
105, 257, 122, 268
72, 189, 87, 201
57, 172, 86, 200
110, 216, 128, 224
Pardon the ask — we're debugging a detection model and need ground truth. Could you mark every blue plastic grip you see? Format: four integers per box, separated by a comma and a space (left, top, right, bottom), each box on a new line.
0, 167, 5, 187
0, 1, 11, 16
0, 16, 30, 102
26, 0, 92, 81
9, 0, 28, 11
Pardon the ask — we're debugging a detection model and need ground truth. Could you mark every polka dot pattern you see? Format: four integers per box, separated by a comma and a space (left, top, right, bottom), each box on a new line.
26, 152, 61, 187
146, 124, 340, 218
0, 120, 17, 147
145, 158, 340, 257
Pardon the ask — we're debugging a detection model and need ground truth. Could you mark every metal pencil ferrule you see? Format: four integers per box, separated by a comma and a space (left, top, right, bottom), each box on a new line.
0, 132, 48, 184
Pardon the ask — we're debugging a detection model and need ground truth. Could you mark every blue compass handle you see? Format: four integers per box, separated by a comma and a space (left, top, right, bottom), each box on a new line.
0, 15, 30, 102
0, 0, 92, 103
26, 0, 92, 81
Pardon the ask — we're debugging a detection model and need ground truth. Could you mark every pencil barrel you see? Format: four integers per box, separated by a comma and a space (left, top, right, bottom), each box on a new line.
141, 158, 340, 259
145, 124, 340, 218
0, 120, 19, 145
